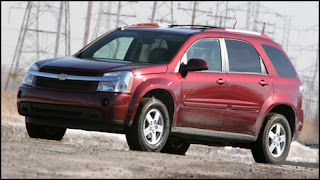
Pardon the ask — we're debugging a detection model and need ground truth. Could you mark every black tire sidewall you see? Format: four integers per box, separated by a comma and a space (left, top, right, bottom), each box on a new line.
43, 126, 66, 140
262, 114, 292, 164
137, 98, 170, 151
26, 121, 44, 138
25, 117, 66, 140
161, 138, 190, 155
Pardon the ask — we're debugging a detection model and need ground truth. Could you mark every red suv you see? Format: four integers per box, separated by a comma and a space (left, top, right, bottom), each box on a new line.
17, 23, 304, 164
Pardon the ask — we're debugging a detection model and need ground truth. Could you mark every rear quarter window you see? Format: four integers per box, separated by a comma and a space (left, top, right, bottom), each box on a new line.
261, 44, 296, 78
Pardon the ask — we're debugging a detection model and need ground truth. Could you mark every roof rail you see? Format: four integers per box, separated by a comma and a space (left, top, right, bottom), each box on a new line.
170, 24, 222, 29
204, 28, 271, 39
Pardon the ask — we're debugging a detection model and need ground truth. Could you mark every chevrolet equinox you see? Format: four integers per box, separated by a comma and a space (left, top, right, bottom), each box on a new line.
17, 23, 304, 164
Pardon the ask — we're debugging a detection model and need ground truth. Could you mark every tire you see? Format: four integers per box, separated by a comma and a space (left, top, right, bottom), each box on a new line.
161, 137, 190, 155
125, 97, 170, 152
251, 113, 292, 164
25, 117, 66, 140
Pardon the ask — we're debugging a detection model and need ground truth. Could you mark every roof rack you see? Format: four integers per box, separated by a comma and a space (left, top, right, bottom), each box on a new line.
169, 24, 223, 29
204, 28, 271, 39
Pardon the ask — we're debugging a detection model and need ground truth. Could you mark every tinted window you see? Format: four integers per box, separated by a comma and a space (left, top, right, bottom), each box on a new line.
261, 44, 296, 78
185, 38, 222, 71
93, 37, 134, 60
225, 39, 261, 73
78, 30, 188, 64
138, 39, 168, 63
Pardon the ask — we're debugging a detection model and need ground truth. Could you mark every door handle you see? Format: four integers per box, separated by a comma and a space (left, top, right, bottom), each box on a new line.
259, 80, 269, 86
216, 78, 227, 84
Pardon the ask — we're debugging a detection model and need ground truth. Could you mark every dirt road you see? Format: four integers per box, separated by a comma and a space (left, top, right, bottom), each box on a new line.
1, 122, 319, 179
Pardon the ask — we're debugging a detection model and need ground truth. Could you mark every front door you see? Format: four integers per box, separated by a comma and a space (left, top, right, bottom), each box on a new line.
178, 38, 229, 131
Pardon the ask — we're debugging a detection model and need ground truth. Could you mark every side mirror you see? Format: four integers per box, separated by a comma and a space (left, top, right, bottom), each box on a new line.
186, 58, 208, 71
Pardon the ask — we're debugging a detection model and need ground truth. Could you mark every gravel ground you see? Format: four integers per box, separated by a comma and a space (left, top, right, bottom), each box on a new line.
1, 121, 318, 179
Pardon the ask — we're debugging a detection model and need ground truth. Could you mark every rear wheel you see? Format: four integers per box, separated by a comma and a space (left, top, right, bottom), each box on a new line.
125, 97, 170, 151
25, 117, 66, 140
161, 137, 190, 155
251, 113, 292, 164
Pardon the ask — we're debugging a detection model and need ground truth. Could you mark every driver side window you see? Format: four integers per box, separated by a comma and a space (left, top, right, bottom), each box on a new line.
182, 38, 222, 72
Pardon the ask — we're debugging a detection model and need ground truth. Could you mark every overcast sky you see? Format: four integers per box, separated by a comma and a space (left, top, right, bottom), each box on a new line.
1, 1, 319, 78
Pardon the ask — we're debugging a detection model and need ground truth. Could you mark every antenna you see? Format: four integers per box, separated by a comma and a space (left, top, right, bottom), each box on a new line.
233, 20, 237, 29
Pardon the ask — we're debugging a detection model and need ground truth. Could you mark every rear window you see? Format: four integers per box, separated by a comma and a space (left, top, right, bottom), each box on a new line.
261, 44, 296, 78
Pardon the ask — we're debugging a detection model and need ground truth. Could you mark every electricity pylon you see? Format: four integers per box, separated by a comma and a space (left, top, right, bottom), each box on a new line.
92, 1, 136, 40
5, 1, 70, 91
150, 1, 175, 24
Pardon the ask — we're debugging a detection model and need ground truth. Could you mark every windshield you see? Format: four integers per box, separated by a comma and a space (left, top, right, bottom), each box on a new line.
77, 30, 188, 64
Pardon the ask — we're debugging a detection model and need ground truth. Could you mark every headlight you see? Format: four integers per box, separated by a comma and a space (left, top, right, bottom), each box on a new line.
22, 63, 39, 86
97, 71, 133, 93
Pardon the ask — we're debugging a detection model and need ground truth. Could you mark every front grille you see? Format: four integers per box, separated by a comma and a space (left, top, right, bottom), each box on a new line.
35, 76, 97, 91
40, 68, 100, 76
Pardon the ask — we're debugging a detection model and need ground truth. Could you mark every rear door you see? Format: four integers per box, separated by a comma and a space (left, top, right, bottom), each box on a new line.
178, 38, 229, 131
221, 39, 273, 135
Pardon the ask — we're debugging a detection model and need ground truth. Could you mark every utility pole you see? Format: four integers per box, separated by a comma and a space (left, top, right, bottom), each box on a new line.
178, 1, 210, 25
151, 1, 157, 23
281, 16, 292, 53
245, 2, 251, 29
5, 1, 70, 91
54, 1, 63, 57
83, 1, 93, 46
116, 1, 122, 27
171, 1, 174, 23
191, 1, 198, 25
252, 1, 260, 31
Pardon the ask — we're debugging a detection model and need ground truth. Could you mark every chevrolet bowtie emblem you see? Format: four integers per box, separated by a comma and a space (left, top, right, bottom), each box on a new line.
57, 73, 68, 80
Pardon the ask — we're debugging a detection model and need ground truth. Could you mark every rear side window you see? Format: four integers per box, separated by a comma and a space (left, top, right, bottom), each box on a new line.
261, 44, 296, 78
225, 39, 261, 73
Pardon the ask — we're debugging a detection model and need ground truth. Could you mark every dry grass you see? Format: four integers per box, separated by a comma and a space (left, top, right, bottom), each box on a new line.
1, 91, 25, 123
297, 119, 319, 144
1, 91, 318, 144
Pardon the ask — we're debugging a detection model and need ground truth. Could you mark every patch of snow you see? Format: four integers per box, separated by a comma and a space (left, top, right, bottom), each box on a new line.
287, 141, 319, 163
2, 121, 319, 164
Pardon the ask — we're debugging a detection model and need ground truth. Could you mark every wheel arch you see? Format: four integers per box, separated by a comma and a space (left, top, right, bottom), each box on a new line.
142, 89, 175, 128
264, 104, 295, 139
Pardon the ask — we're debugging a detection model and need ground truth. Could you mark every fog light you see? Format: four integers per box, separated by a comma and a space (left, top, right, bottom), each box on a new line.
101, 98, 109, 106
17, 91, 22, 98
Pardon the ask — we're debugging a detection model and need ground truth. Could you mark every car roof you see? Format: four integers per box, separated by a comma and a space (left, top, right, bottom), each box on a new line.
120, 23, 272, 40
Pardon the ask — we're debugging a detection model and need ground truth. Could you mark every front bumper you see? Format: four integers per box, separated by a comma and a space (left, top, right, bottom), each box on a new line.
17, 85, 135, 133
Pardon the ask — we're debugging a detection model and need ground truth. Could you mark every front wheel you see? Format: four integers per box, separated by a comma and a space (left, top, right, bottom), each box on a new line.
26, 117, 66, 140
251, 113, 292, 164
125, 97, 170, 152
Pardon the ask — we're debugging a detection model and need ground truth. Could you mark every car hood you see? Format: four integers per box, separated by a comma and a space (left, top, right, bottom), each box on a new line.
36, 56, 168, 76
